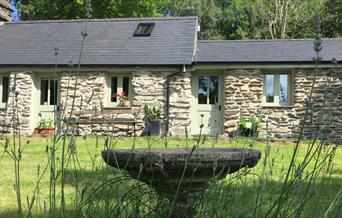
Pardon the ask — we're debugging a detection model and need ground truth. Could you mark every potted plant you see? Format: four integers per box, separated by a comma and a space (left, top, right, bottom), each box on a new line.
116, 91, 130, 107
144, 104, 162, 136
34, 118, 54, 136
239, 115, 261, 137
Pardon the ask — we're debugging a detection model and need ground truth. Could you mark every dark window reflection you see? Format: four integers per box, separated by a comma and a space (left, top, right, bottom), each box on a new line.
2, 76, 9, 103
111, 77, 118, 102
209, 76, 219, 104
50, 79, 58, 105
198, 76, 208, 104
123, 77, 129, 97
40, 79, 49, 105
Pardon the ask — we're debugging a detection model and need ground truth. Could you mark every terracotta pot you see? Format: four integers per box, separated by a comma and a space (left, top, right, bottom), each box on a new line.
122, 101, 130, 107
33, 128, 54, 136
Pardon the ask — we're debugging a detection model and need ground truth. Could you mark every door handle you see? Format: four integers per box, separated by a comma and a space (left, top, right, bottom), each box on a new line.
218, 105, 221, 111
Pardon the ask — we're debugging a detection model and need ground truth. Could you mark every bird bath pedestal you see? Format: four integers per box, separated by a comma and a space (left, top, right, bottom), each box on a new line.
102, 148, 261, 218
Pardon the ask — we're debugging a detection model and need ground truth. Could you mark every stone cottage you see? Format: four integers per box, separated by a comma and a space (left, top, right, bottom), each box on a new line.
0, 17, 341, 140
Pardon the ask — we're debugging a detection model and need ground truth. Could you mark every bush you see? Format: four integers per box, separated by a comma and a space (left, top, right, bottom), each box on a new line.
36, 118, 53, 129
144, 104, 162, 122
239, 116, 261, 137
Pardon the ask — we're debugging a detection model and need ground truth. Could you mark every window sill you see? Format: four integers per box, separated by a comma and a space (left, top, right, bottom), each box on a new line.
262, 105, 294, 109
102, 106, 132, 110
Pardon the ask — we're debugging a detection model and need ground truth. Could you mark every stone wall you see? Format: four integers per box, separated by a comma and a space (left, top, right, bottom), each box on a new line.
0, 0, 13, 21
1, 68, 340, 140
60, 72, 106, 115
168, 73, 192, 136
59, 71, 192, 136
131, 71, 192, 136
224, 68, 342, 142
0, 72, 34, 135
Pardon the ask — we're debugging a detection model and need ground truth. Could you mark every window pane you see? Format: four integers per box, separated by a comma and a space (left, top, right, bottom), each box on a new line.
123, 77, 129, 97
111, 77, 118, 102
2, 76, 9, 103
40, 79, 49, 105
198, 76, 208, 104
209, 76, 219, 105
265, 74, 274, 103
50, 79, 58, 105
280, 74, 288, 105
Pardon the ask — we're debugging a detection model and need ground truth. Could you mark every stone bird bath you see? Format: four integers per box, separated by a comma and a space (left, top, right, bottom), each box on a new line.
102, 148, 261, 218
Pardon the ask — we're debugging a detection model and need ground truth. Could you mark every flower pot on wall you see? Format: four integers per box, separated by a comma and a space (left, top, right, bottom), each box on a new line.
122, 101, 130, 107
33, 128, 54, 136
149, 119, 162, 136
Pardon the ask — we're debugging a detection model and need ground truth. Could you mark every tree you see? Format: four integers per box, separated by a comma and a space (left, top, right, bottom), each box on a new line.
322, 0, 342, 37
170, 0, 221, 39
16, 0, 339, 39
17, 0, 168, 20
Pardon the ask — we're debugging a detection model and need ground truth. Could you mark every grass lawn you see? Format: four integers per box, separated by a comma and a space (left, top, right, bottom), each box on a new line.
0, 136, 341, 217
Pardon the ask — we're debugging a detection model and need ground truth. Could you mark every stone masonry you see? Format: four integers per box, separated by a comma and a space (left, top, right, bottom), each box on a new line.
0, 68, 341, 140
0, 72, 34, 135
59, 71, 192, 136
0, 0, 12, 22
224, 68, 342, 142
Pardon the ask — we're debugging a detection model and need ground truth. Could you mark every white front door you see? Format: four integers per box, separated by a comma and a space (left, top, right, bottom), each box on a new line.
191, 74, 223, 136
37, 76, 59, 122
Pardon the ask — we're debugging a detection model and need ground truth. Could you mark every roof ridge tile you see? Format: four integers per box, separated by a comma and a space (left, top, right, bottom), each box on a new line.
5, 16, 198, 25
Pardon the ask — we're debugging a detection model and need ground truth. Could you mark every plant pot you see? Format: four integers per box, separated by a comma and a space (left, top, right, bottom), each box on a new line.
122, 101, 130, 107
33, 128, 54, 136
119, 101, 130, 107
149, 119, 162, 136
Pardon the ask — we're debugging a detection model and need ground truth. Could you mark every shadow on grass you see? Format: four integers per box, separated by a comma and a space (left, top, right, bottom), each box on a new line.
199, 175, 342, 218
1, 168, 341, 218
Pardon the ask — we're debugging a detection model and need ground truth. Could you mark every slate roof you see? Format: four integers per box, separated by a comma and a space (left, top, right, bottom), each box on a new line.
0, 17, 197, 66
196, 39, 342, 64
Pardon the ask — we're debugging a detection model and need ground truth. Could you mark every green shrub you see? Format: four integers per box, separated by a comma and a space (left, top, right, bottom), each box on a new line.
36, 118, 53, 129
144, 104, 162, 122
239, 116, 261, 137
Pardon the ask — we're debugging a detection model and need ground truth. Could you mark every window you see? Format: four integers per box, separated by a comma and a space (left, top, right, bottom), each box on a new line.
198, 75, 219, 105
263, 73, 292, 106
107, 75, 130, 107
40, 77, 58, 105
134, 23, 155, 36
0, 75, 9, 107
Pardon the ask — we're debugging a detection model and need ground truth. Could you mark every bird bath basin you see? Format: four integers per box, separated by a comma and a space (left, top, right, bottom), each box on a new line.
102, 148, 261, 218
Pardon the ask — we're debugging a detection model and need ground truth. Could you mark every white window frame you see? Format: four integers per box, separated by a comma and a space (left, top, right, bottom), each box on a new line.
0, 75, 10, 108
263, 71, 293, 107
105, 74, 131, 107
39, 76, 59, 107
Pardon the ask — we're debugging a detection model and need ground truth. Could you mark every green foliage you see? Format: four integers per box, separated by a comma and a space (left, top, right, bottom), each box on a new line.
170, 0, 221, 39
36, 118, 53, 129
18, 0, 87, 20
322, 0, 342, 37
239, 115, 261, 137
16, 0, 342, 38
18, 0, 168, 20
144, 104, 162, 121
